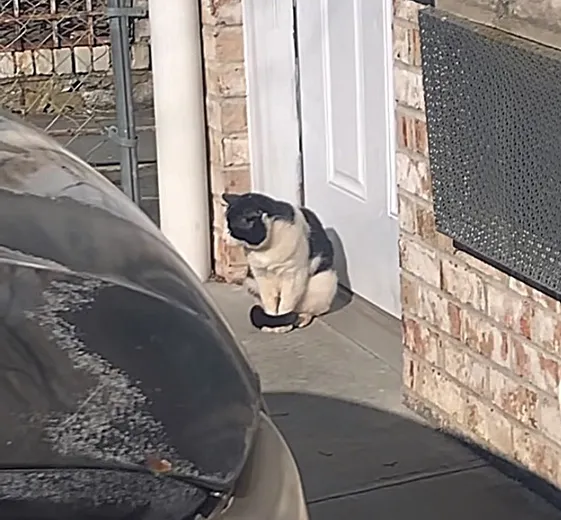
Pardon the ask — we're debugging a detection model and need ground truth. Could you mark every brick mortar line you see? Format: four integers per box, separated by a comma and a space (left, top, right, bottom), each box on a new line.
393, 15, 420, 30
206, 93, 247, 101
400, 267, 561, 365
404, 313, 554, 410
396, 145, 430, 164
202, 21, 244, 28
400, 229, 505, 287
400, 229, 561, 322
221, 165, 251, 171
402, 308, 560, 400
204, 58, 246, 65
404, 349, 561, 453
219, 131, 248, 138
396, 102, 426, 121
397, 186, 433, 208
394, 58, 423, 76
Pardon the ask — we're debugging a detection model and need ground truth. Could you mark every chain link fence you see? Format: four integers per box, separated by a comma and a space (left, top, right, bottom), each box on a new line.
0, 0, 158, 220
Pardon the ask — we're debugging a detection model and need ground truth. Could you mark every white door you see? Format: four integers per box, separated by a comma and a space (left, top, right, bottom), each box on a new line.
296, 0, 400, 317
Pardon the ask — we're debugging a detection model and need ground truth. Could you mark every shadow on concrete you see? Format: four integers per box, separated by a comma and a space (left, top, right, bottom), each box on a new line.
265, 391, 561, 519
326, 227, 353, 313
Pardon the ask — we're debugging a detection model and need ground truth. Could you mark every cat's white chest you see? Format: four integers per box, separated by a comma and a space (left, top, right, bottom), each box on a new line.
248, 250, 285, 272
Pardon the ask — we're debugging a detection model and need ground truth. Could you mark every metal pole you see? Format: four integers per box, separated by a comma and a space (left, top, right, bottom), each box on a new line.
148, 0, 211, 280
107, 0, 140, 204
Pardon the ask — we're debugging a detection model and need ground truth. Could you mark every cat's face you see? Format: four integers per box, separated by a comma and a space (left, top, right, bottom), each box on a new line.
222, 193, 270, 248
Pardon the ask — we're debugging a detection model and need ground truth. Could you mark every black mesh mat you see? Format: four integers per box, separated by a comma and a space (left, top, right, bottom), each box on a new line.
419, 7, 561, 298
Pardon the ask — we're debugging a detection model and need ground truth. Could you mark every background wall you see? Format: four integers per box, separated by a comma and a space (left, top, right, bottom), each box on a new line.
395, 0, 561, 489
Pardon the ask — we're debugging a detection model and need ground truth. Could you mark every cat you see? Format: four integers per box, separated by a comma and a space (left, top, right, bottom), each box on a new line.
222, 192, 338, 333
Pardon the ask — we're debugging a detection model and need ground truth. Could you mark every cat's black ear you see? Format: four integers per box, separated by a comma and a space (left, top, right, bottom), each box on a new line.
222, 193, 241, 206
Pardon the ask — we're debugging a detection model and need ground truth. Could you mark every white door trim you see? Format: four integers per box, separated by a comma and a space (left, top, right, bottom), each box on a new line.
242, 0, 301, 205
383, 0, 398, 220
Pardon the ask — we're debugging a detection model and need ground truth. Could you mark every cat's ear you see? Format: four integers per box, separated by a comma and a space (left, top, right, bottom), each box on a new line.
221, 193, 241, 206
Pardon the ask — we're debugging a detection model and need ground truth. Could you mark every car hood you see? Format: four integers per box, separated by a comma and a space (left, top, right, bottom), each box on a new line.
0, 112, 260, 490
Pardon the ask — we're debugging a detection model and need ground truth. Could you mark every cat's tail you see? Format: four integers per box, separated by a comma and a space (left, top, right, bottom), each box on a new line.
249, 305, 299, 329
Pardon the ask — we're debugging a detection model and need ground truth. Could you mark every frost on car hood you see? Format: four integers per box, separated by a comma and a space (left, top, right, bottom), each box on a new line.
0, 112, 260, 490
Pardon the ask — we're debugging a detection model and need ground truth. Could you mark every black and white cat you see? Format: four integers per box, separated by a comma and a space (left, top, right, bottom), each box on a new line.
222, 192, 338, 333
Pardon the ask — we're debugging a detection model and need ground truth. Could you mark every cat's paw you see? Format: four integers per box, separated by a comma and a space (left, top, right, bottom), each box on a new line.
261, 325, 294, 334
297, 314, 314, 328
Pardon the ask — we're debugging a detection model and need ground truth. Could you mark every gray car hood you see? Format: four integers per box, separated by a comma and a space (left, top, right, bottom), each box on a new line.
0, 112, 260, 491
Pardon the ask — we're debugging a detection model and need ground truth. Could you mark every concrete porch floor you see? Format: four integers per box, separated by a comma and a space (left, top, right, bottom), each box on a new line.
205, 282, 560, 519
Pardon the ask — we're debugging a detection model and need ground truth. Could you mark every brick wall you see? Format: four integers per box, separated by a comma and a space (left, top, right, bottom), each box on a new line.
395, 0, 561, 488
201, 0, 251, 282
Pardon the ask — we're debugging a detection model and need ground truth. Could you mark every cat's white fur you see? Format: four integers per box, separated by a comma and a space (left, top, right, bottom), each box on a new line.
226, 208, 337, 328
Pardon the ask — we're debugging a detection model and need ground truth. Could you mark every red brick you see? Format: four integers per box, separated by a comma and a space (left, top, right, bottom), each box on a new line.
394, 23, 422, 67
487, 284, 533, 338
444, 344, 488, 395
441, 258, 486, 311
454, 251, 508, 283
416, 204, 437, 241
202, 25, 245, 62
394, 66, 424, 111
530, 305, 561, 355
464, 396, 513, 454
222, 167, 251, 193
512, 425, 559, 484
398, 193, 417, 234
462, 310, 510, 369
403, 349, 420, 390
201, 0, 243, 26
211, 167, 251, 195
396, 111, 428, 156
415, 364, 465, 426
509, 277, 559, 312
403, 316, 441, 365
414, 208, 455, 255
512, 338, 560, 395
396, 151, 431, 200
399, 237, 440, 287
401, 273, 418, 313
417, 285, 461, 338
538, 395, 561, 446
211, 196, 226, 231
489, 369, 538, 428
394, 0, 423, 24
214, 235, 247, 282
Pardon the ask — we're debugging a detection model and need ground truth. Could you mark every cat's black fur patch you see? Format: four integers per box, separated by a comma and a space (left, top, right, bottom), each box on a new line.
249, 305, 299, 329
223, 193, 295, 246
301, 207, 334, 274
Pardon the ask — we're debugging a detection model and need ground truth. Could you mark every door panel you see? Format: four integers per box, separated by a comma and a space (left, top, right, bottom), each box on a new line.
297, 0, 400, 316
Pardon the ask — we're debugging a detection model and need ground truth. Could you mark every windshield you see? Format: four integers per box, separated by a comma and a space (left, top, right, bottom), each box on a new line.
0, 111, 156, 233
0, 111, 211, 318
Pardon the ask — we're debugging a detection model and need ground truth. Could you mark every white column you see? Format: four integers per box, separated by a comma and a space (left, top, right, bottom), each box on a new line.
149, 0, 211, 280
